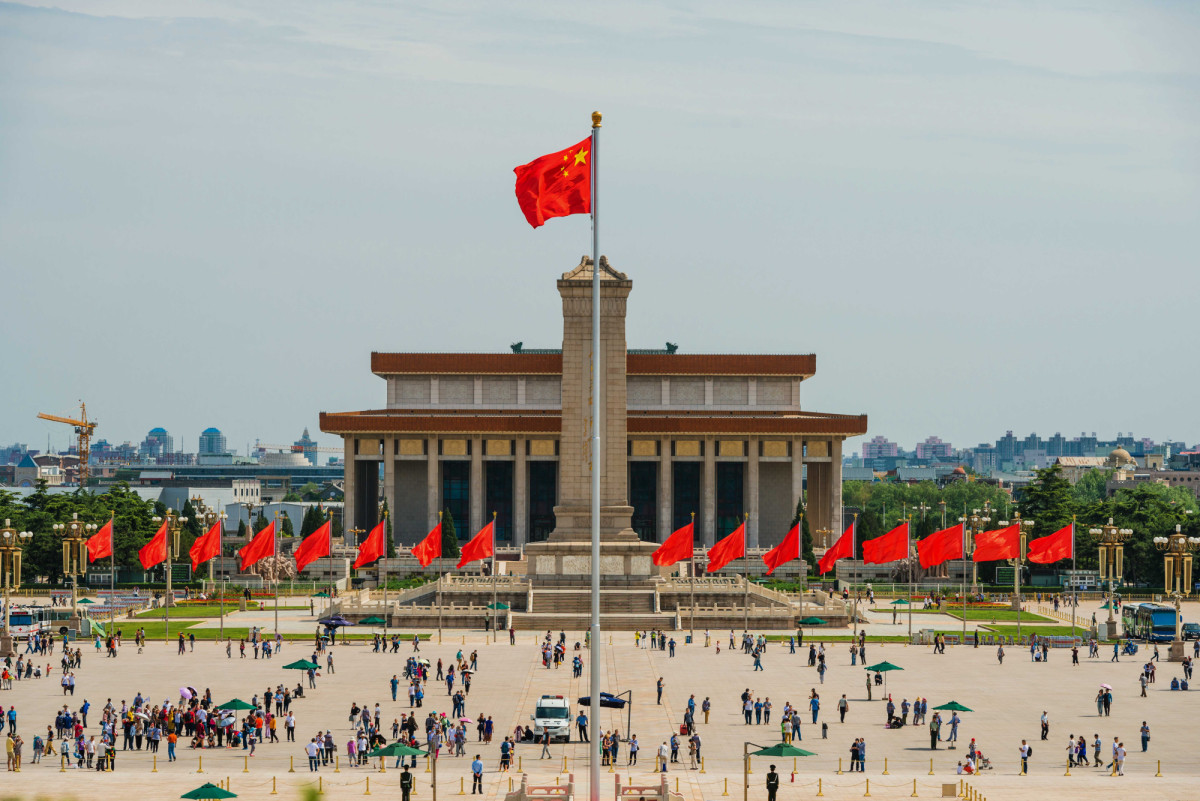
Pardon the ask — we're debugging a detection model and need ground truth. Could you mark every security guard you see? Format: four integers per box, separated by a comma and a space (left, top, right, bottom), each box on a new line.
400, 766, 414, 801
766, 764, 780, 801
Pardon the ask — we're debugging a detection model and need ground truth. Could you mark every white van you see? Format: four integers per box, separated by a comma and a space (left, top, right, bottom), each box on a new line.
530, 695, 572, 742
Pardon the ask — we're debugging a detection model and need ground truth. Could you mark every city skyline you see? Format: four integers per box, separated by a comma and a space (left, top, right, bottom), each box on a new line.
2, 2, 1197, 452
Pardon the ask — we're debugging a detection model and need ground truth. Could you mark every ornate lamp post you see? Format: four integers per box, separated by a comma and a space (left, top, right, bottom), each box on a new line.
997, 511, 1035, 639
1090, 517, 1133, 640
193, 498, 228, 640
53, 512, 96, 619
0, 520, 33, 654
150, 508, 188, 641
1154, 521, 1200, 656
958, 502, 993, 594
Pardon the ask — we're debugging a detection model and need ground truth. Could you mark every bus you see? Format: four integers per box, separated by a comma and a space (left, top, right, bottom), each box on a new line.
1121, 602, 1176, 642
7, 606, 50, 638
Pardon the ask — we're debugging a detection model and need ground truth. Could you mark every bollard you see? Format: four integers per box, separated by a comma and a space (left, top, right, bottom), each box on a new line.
336, 754, 341, 773
509, 778, 513, 792
957, 780, 963, 798
381, 756, 387, 774
244, 755, 250, 773
1111, 759, 1117, 777
459, 777, 465, 795
1156, 760, 1162, 777
929, 758, 934, 776
519, 756, 522, 772
319, 775, 323, 792
289, 755, 296, 773
816, 778, 823, 797
700, 757, 706, 774
721, 777, 729, 796
60, 754, 66, 773
864, 778, 871, 797
655, 755, 661, 772
365, 775, 371, 795
911, 778, 918, 797
562, 754, 568, 774
838, 758, 843, 775
271, 777, 278, 795
153, 754, 158, 773
1064, 756, 1070, 776
793, 757, 797, 772
426, 756, 431, 773
1020, 758, 1026, 776
883, 758, 889, 775
198, 755, 204, 774
556, 776, 560, 786
676, 777, 680, 792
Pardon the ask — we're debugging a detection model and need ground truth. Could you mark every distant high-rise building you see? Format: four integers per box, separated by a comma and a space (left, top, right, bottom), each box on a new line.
996, 431, 1017, 464
915, 436, 952, 461
198, 427, 228, 456
139, 427, 174, 461
861, 435, 899, 460
293, 427, 318, 466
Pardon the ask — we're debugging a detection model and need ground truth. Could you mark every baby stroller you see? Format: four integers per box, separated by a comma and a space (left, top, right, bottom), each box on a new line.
975, 753, 994, 771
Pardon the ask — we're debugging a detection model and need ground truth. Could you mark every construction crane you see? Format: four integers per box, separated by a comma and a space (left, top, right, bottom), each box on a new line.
37, 402, 97, 487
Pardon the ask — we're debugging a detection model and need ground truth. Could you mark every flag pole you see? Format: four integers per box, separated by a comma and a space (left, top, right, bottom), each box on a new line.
438, 511, 444, 645
110, 510, 116, 635
960, 523, 967, 646
588, 109, 602, 801
906, 518, 913, 640
690, 511, 696, 643
851, 513, 858, 642
273, 511, 280, 640
1070, 516, 1077, 642
382, 508, 389, 644
491, 511, 498, 643
742, 514, 749, 633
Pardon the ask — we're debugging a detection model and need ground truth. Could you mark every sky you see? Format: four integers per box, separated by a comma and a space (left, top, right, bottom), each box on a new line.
1, 1, 1198, 457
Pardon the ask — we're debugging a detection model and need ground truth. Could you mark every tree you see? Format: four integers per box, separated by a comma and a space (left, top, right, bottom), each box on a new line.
280, 513, 295, 538
382, 500, 396, 558
441, 509, 461, 558
790, 496, 816, 573
297, 482, 321, 501
281, 492, 303, 503
236, 519, 247, 539
1018, 464, 1075, 540
299, 505, 325, 538
1073, 468, 1113, 506
178, 498, 203, 561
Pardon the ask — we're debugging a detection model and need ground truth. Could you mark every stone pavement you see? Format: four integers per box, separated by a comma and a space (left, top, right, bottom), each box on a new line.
0, 598, 1194, 800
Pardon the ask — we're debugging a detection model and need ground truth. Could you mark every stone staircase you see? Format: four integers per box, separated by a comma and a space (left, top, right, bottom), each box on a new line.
514, 587, 674, 631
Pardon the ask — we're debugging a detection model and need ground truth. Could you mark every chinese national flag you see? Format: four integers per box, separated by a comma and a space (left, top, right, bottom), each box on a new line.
706, 523, 746, 573
411, 523, 442, 568
918, 523, 965, 570
863, 523, 909, 565
762, 524, 800, 576
457, 521, 494, 569
972, 524, 1019, 562
239, 521, 276, 571
190, 521, 223, 571
513, 137, 592, 228
139, 520, 168, 570
1027, 524, 1073, 564
294, 522, 332, 572
353, 521, 387, 569
818, 522, 855, 575
652, 522, 694, 567
86, 520, 113, 563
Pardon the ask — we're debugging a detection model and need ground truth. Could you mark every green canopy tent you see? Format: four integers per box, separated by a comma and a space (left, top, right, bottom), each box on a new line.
890, 599, 911, 605
864, 660, 904, 695
486, 602, 510, 610
798, 616, 826, 642
368, 742, 426, 757
359, 616, 387, 626
931, 701, 973, 713
743, 742, 816, 801
282, 659, 319, 671
311, 592, 330, 598
180, 783, 237, 800
217, 699, 256, 711
78, 598, 96, 604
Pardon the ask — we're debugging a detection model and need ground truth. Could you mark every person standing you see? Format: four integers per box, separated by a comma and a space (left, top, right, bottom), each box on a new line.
929, 713, 941, 749
1019, 740, 1030, 774
628, 735, 639, 765
766, 764, 780, 801
471, 755, 483, 793
576, 711, 588, 742
658, 741, 669, 772
400, 766, 414, 801
1140, 722, 1150, 752
1040, 711, 1049, 740
702, 697, 711, 724
838, 695, 849, 724
657, 677, 664, 705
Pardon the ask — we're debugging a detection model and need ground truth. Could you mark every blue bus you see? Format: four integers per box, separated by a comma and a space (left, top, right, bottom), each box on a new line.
1121, 602, 1176, 642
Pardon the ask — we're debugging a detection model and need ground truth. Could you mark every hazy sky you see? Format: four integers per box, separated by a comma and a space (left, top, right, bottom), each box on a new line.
2, 1, 1198, 457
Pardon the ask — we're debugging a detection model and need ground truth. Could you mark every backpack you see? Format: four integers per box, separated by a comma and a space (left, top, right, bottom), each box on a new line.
1026, 746, 1032, 757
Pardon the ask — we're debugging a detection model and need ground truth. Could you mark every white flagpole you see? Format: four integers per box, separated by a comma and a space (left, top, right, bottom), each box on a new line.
960, 523, 967, 646
1071, 517, 1077, 642
588, 110, 603, 801
906, 520, 913, 640
851, 514, 858, 642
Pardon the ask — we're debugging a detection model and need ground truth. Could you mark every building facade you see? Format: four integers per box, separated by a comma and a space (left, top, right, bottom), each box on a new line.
320, 258, 868, 552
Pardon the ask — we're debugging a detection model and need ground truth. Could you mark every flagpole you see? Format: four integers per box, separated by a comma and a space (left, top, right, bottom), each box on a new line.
327, 507, 333, 613
1070, 516, 1077, 642
438, 511, 444, 645
273, 511, 280, 641
851, 514, 858, 643
219, 515, 225, 643
906, 518, 913, 640
110, 511, 115, 636
491, 511, 498, 643
742, 514, 749, 633
690, 512, 696, 643
960, 523, 967, 646
382, 509, 389, 644
588, 110, 602, 801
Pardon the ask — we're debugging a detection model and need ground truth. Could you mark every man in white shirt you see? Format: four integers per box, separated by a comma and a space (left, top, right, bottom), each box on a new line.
658, 742, 670, 772
305, 738, 320, 771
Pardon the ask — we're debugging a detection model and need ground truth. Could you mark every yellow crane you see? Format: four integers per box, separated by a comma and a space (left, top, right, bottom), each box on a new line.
37, 402, 97, 487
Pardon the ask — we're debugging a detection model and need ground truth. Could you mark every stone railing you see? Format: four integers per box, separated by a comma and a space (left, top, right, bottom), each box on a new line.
445, 574, 528, 588
505, 772, 574, 801
614, 772, 681, 801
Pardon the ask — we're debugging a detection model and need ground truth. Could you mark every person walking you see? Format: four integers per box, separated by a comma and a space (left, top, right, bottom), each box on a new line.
539, 729, 551, 759
1040, 711, 1049, 740
838, 695, 848, 724
1114, 741, 1126, 775
702, 697, 711, 724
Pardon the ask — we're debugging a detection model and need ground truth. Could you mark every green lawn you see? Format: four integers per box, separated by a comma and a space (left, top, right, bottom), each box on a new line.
980, 624, 1084, 638
135, 604, 254, 618
941, 609, 1051, 623
100, 621, 435, 641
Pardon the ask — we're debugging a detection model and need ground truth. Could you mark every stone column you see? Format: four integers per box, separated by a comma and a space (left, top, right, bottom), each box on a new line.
343, 437, 356, 544
747, 437, 760, 548
831, 438, 844, 547
658, 439, 672, 542
791, 436, 804, 523
470, 437, 483, 536
382, 437, 396, 528
514, 436, 528, 547
702, 437, 716, 547
426, 437, 439, 532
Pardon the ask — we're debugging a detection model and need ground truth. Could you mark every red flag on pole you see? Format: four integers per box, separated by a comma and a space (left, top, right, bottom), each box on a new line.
353, 521, 387, 569
863, 522, 909, 565
411, 523, 443, 568
652, 522, 694, 567
294, 521, 332, 572
86, 519, 113, 563
972, 525, 1019, 562
138, 519, 168, 570
513, 138, 592, 228
190, 521, 223, 571
918, 523, 965, 569
706, 523, 746, 573
817, 522, 855, 575
1027, 524, 1074, 564
457, 521, 494, 569
762, 524, 800, 576
238, 521, 276, 571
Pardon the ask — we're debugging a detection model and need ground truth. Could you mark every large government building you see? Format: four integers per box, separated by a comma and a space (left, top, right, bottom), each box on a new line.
320, 257, 867, 558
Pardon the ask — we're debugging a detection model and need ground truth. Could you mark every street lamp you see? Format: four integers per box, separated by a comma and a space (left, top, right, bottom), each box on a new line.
193, 498, 228, 641
150, 508, 188, 642
1153, 521, 1200, 654
1089, 517, 1133, 640
53, 512, 96, 618
958, 502, 993, 594
0, 519, 33, 654
997, 512, 1035, 640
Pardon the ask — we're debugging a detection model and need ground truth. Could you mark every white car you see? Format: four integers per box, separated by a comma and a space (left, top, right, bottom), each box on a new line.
531, 695, 572, 742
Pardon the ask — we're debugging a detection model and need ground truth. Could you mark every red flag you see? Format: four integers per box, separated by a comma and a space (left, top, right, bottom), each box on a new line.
818, 522, 855, 575
139, 520, 168, 570
457, 521, 494, 569
294, 521, 332, 572
239, 521, 276, 571
763, 524, 800, 576
86, 519, 113, 563
353, 521, 387, 569
918, 523, 965, 570
706, 523, 746, 573
189, 521, 223, 571
972, 524, 1019, 562
863, 523, 909, 565
652, 522, 694, 567
411, 523, 442, 568
513, 137, 592, 228
1027, 524, 1073, 564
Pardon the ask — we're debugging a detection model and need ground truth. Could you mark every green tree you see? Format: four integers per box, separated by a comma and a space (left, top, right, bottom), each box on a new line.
790, 496, 815, 573
1073, 468, 1113, 506
441, 509, 461, 558
236, 519, 247, 539
1018, 464, 1076, 540
178, 498, 203, 561
299, 505, 325, 538
280, 512, 295, 537
382, 500, 396, 558
297, 482, 321, 501
281, 492, 303, 503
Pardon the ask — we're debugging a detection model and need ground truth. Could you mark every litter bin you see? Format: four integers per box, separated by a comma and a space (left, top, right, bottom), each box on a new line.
685, 635, 692, 644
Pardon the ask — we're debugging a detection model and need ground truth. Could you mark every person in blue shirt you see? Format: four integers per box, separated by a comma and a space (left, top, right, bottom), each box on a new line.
471, 755, 484, 793
391, 675, 400, 702
80, 700, 90, 728
576, 712, 588, 742
754, 699, 763, 724
947, 713, 960, 747
809, 696, 820, 724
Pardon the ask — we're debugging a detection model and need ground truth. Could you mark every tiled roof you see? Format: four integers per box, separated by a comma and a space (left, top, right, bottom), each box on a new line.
371, 352, 816, 377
